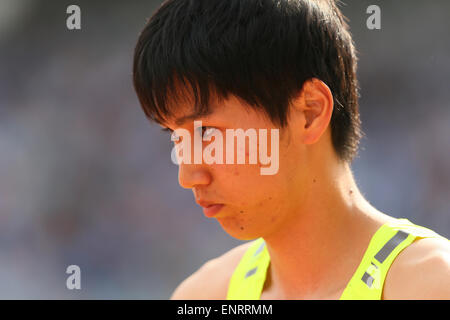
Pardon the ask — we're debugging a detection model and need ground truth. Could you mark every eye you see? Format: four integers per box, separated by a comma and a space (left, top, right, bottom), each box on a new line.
199, 126, 217, 140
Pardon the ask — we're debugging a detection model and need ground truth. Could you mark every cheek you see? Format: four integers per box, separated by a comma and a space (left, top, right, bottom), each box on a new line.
222, 166, 286, 207
209, 135, 295, 207
217, 193, 285, 240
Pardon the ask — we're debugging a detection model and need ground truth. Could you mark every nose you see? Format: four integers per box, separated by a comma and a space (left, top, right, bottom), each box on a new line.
178, 162, 212, 189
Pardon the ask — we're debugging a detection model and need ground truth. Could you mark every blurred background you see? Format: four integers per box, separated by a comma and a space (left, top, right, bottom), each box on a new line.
0, 0, 449, 299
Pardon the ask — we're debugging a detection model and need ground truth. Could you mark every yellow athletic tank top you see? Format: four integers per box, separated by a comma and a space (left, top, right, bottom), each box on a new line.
227, 218, 448, 300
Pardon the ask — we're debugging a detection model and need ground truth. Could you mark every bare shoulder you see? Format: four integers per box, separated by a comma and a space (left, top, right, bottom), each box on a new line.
170, 241, 254, 300
383, 237, 450, 299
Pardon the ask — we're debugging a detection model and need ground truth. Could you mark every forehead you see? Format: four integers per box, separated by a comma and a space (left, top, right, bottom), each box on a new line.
163, 94, 275, 130
159, 94, 217, 127
158, 78, 275, 128
157, 79, 217, 125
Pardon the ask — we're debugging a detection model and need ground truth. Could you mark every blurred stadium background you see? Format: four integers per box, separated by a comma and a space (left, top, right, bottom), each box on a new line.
0, 0, 449, 298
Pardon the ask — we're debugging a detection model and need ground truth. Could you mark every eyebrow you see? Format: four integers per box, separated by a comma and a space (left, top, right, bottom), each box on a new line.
174, 109, 214, 126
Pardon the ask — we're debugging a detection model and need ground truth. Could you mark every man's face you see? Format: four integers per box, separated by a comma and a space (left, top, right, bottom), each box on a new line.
162, 94, 311, 240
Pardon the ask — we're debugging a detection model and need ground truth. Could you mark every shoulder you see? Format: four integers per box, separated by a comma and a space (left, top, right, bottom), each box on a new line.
383, 236, 450, 299
170, 241, 254, 300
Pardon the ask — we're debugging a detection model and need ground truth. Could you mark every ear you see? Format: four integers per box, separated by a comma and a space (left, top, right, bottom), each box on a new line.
292, 78, 334, 145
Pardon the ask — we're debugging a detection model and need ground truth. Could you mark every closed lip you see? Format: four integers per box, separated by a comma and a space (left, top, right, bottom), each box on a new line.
196, 200, 225, 217
196, 200, 222, 208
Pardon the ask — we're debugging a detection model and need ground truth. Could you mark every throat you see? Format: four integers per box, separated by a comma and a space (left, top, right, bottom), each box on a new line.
260, 263, 346, 300
259, 216, 386, 300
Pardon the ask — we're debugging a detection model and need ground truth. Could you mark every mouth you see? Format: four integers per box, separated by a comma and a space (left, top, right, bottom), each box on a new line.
196, 201, 225, 218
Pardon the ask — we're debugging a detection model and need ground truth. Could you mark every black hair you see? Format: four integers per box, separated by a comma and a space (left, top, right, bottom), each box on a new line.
133, 0, 363, 162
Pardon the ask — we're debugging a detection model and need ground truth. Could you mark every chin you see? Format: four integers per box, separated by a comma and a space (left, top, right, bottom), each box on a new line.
216, 217, 262, 241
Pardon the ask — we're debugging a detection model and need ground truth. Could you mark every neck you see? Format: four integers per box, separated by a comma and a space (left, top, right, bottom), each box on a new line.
262, 161, 391, 299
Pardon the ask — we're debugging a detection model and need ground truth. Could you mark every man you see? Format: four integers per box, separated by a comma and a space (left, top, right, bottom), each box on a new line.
133, 0, 450, 299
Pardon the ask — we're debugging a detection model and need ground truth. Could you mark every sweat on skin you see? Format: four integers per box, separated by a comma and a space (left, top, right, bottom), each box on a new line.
170, 121, 280, 175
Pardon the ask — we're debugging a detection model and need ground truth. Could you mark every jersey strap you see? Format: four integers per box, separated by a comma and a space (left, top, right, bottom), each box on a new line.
227, 237, 270, 300
227, 218, 448, 300
340, 218, 447, 299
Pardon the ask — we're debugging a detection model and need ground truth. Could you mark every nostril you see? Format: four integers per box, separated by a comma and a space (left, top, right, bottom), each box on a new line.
178, 164, 212, 189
